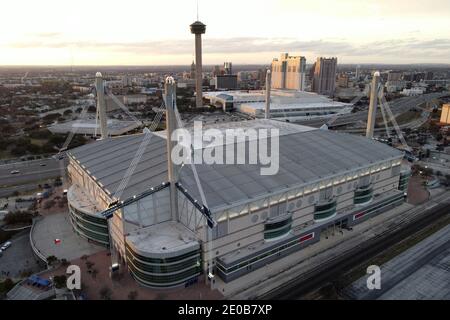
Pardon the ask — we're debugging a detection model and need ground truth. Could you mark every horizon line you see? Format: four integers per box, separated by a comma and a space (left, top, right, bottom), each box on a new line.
1, 62, 450, 68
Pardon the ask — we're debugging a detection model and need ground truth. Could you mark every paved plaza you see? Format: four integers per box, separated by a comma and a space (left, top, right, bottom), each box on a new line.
31, 212, 103, 262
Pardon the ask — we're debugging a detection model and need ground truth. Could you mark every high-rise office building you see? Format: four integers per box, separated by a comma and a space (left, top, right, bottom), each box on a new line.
271, 53, 306, 91
356, 65, 361, 81
190, 61, 196, 79
311, 57, 337, 96
212, 65, 221, 77
215, 75, 238, 90
387, 71, 402, 82
223, 62, 232, 75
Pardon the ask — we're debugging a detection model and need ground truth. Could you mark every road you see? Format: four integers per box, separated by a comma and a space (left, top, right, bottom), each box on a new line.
339, 110, 431, 134
0, 183, 43, 198
296, 92, 446, 128
0, 158, 62, 188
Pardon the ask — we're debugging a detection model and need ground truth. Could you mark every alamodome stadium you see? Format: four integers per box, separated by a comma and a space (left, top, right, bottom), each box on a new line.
65, 75, 411, 296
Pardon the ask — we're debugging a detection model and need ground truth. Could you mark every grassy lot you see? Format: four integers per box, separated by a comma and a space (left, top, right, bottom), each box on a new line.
29, 138, 47, 147
0, 150, 12, 160
375, 110, 422, 128
395, 110, 422, 125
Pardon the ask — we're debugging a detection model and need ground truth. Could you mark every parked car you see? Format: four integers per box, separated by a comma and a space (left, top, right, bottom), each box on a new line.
0, 210, 9, 220
1, 241, 12, 251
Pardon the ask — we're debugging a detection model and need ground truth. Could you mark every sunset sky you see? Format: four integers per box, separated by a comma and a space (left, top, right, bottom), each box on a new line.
1, 0, 449, 65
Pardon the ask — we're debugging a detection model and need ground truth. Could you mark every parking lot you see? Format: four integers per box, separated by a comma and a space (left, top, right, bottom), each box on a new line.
0, 232, 44, 280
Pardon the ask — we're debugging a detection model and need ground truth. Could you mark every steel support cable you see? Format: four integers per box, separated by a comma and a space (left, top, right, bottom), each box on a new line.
106, 105, 166, 269
106, 90, 143, 126
173, 104, 216, 287
378, 91, 411, 152
112, 105, 166, 201
58, 106, 89, 187
322, 92, 364, 129
378, 96, 391, 138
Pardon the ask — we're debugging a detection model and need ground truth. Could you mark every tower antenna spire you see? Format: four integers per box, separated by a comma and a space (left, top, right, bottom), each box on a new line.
196, 0, 199, 20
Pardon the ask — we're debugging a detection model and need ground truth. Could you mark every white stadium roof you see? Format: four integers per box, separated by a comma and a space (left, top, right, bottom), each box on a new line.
68, 120, 403, 211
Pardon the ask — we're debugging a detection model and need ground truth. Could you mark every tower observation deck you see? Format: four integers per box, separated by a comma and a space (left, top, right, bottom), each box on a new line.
190, 21, 206, 108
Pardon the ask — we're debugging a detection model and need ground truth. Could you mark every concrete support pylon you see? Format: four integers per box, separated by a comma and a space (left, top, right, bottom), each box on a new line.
164, 77, 179, 222
366, 71, 380, 139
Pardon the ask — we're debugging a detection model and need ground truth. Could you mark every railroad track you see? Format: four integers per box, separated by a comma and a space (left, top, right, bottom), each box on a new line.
259, 200, 450, 300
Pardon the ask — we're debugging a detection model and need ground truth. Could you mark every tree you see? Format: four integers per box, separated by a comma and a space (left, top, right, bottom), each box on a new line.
60, 259, 71, 267
0, 122, 17, 135
99, 286, 112, 300
85, 261, 95, 269
10, 145, 27, 157
53, 275, 67, 289
3, 211, 33, 225
91, 269, 98, 279
69, 135, 87, 148
111, 271, 123, 282
41, 142, 57, 153
43, 199, 56, 209
49, 134, 66, 146
58, 199, 66, 208
42, 113, 60, 124
47, 255, 58, 265
29, 129, 52, 140
0, 137, 11, 150
155, 292, 167, 300
423, 167, 434, 177
127, 290, 138, 300
0, 278, 15, 295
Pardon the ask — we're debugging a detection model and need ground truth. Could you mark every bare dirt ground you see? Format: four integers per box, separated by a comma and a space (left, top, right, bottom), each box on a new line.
37, 186, 68, 216
407, 175, 429, 205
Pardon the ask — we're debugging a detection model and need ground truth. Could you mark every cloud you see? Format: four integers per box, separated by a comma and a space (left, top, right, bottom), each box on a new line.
4, 36, 450, 62
32, 32, 63, 38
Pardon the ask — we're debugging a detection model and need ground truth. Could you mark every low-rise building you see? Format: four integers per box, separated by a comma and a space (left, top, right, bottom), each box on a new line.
204, 89, 353, 120
124, 95, 147, 105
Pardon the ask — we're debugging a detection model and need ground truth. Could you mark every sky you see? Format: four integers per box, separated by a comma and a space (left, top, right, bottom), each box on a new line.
0, 0, 449, 65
